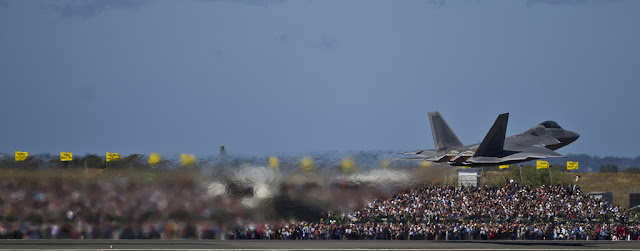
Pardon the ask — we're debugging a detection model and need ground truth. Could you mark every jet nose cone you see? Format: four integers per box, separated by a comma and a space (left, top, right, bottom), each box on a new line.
567, 131, 580, 142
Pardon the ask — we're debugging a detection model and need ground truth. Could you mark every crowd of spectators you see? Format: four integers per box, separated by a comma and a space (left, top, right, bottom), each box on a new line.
230, 183, 640, 241
0, 176, 243, 240
1, 174, 639, 240
230, 221, 640, 241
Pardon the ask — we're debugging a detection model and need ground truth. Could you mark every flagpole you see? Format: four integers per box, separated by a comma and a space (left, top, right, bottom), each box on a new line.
519, 165, 523, 184
13, 145, 17, 169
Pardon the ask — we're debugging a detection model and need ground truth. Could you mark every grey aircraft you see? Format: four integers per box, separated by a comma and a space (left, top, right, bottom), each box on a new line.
399, 112, 579, 166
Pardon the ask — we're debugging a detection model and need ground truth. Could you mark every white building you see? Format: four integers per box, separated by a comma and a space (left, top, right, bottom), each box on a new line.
458, 168, 480, 187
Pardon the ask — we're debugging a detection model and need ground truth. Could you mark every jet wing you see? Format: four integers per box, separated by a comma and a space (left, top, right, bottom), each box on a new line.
394, 157, 428, 161
399, 150, 437, 157
396, 149, 446, 162
467, 146, 564, 164
515, 145, 565, 158
397, 149, 442, 161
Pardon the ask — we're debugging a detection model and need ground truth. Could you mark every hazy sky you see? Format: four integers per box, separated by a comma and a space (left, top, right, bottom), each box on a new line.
1, 0, 639, 157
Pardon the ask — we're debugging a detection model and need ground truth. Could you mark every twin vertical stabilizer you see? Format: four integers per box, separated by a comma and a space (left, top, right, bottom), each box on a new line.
428, 111, 463, 154
428, 111, 509, 158
473, 113, 509, 157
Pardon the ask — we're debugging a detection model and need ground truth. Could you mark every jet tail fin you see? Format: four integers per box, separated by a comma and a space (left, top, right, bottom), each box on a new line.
474, 113, 509, 157
429, 111, 463, 153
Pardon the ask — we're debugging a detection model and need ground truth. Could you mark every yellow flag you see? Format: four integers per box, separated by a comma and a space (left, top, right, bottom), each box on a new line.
300, 157, 313, 170
341, 158, 355, 173
567, 161, 579, 170
180, 153, 196, 166
269, 157, 279, 170
60, 152, 73, 162
499, 165, 509, 169
536, 160, 549, 169
15, 151, 28, 162
381, 159, 390, 169
106, 152, 121, 162
148, 153, 160, 165
420, 160, 432, 168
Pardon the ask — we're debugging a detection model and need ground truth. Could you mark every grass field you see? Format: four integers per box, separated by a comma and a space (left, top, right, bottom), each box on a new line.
484, 170, 640, 208
576, 172, 640, 208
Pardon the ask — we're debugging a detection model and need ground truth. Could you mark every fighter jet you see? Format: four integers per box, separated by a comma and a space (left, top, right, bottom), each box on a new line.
399, 112, 579, 167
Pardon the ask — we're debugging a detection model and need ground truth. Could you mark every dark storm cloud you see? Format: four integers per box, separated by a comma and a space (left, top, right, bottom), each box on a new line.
198, 0, 287, 8
47, 0, 150, 18
526, 0, 624, 6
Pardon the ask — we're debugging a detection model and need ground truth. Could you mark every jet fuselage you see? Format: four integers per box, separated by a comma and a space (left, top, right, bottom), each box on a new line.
400, 112, 579, 167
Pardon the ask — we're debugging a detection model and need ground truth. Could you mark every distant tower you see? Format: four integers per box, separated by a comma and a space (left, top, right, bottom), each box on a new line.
220, 146, 226, 155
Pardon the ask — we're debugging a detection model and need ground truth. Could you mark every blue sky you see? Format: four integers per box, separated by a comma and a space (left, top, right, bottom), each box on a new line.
1, 0, 639, 157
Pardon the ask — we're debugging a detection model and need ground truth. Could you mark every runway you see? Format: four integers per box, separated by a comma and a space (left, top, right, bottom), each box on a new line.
0, 240, 639, 250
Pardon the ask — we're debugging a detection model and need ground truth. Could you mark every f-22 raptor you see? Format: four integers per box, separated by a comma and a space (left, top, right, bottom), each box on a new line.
400, 112, 579, 167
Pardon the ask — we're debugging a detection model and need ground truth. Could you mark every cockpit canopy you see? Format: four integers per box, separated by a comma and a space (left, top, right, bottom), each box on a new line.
540, 121, 562, 129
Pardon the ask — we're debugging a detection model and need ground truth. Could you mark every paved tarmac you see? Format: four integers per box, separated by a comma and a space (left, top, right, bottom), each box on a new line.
0, 240, 639, 250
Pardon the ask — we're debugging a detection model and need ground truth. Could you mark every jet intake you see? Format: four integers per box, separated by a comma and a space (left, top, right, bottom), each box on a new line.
448, 151, 474, 163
